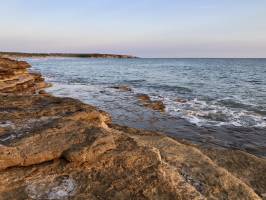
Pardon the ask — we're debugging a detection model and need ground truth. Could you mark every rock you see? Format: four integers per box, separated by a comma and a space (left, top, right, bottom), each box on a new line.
175, 97, 188, 103
137, 93, 165, 112
38, 90, 48, 95
146, 100, 165, 112
137, 93, 151, 101
0, 57, 50, 94
201, 148, 266, 199
0, 58, 265, 200
111, 85, 132, 92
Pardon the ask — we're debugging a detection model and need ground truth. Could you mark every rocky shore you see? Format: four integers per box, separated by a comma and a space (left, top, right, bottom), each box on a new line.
0, 57, 265, 200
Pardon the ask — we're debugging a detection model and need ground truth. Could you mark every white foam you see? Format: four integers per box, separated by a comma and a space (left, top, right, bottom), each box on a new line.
165, 97, 266, 127
43, 80, 266, 128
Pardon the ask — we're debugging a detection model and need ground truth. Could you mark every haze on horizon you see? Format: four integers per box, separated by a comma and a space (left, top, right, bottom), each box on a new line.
1, 0, 266, 58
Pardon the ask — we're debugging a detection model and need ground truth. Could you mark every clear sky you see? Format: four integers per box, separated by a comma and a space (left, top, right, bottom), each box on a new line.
1, 0, 266, 58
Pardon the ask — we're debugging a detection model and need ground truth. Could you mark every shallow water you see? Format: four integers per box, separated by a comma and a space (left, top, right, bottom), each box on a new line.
28, 58, 266, 127
28, 58, 266, 156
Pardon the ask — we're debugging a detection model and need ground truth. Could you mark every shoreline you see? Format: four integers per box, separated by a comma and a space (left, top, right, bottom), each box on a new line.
0, 52, 138, 59
0, 57, 265, 199
46, 81, 266, 158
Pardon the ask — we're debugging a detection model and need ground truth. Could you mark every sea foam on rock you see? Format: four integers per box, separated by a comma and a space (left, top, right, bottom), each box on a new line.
0, 57, 265, 200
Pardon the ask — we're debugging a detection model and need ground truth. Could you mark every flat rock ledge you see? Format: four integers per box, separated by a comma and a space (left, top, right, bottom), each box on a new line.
0, 57, 265, 200
0, 57, 49, 95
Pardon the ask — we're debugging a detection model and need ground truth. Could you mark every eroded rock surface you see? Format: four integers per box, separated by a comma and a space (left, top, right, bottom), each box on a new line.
0, 58, 265, 200
0, 57, 49, 94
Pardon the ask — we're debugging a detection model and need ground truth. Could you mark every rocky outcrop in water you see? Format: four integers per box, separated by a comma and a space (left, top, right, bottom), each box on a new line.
111, 85, 132, 92
0, 57, 265, 200
137, 93, 165, 112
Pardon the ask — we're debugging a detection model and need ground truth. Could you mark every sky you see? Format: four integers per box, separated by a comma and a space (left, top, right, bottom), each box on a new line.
0, 0, 266, 58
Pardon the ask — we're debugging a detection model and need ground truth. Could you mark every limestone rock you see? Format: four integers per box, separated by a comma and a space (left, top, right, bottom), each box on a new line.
0, 57, 50, 94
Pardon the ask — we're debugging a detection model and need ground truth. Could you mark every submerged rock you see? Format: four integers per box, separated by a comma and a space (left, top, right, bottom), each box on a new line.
0, 58, 265, 200
137, 93, 165, 112
175, 97, 188, 103
147, 100, 165, 112
137, 93, 151, 101
111, 85, 132, 92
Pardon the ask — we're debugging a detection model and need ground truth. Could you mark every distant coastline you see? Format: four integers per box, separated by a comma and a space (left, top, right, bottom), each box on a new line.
0, 51, 138, 59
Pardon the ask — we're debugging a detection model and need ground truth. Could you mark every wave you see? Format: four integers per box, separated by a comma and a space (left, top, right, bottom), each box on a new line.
147, 84, 193, 93
165, 98, 266, 128
217, 98, 266, 115
123, 79, 147, 85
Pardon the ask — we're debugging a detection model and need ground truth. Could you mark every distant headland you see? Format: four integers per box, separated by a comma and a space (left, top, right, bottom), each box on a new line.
0, 52, 138, 59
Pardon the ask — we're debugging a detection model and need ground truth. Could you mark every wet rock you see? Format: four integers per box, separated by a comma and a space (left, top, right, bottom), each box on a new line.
137, 93, 165, 112
175, 97, 188, 103
137, 93, 151, 101
147, 100, 165, 112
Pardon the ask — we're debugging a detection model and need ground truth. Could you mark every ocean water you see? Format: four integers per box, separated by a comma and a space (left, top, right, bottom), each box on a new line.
28, 58, 266, 156
28, 58, 266, 127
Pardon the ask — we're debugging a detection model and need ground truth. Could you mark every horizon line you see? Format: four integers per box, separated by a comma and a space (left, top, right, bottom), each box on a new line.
1, 51, 266, 59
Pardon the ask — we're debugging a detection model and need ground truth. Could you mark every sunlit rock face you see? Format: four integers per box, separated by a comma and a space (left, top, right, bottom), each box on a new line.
0, 58, 265, 200
0, 57, 49, 94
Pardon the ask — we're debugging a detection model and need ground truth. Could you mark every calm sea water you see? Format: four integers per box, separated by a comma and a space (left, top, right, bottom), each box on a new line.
27, 58, 266, 156
28, 58, 266, 128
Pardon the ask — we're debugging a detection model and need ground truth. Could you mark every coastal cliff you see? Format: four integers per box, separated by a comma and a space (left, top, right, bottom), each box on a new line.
0, 57, 265, 200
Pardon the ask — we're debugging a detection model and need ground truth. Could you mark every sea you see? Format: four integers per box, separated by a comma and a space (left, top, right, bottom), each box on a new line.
27, 58, 266, 156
